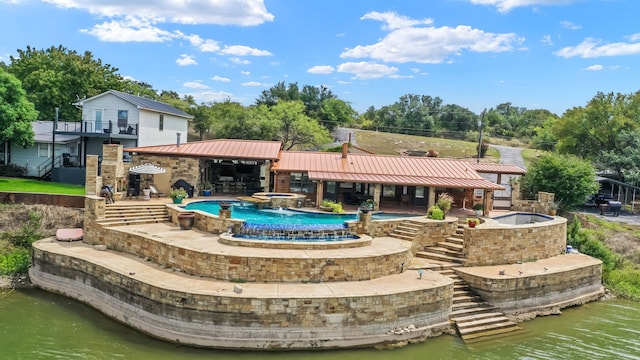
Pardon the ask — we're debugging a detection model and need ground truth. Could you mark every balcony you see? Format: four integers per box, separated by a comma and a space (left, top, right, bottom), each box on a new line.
55, 121, 138, 137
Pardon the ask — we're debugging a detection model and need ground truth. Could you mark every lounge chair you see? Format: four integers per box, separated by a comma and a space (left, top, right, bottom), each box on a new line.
148, 184, 165, 198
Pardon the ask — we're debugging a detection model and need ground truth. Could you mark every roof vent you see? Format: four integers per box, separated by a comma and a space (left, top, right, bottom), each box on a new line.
176, 132, 181, 147
341, 142, 348, 159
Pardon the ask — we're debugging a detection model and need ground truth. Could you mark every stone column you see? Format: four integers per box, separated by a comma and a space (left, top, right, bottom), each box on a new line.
427, 187, 436, 209
373, 184, 382, 211
315, 181, 324, 208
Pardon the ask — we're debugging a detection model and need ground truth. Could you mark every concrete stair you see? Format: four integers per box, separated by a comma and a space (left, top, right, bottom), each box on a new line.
389, 220, 424, 241
97, 204, 170, 226
439, 269, 524, 342
414, 219, 524, 342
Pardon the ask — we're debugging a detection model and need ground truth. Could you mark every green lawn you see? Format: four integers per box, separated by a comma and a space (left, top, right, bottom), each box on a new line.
0, 177, 85, 195
354, 130, 501, 161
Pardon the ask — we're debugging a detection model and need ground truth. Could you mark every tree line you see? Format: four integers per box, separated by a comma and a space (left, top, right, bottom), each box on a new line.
2, 45, 640, 183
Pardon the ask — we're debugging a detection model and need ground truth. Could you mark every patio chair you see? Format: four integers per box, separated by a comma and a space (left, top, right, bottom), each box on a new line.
148, 184, 165, 198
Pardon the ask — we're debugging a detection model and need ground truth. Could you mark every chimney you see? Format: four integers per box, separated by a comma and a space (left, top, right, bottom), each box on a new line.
341, 142, 348, 159
176, 132, 181, 147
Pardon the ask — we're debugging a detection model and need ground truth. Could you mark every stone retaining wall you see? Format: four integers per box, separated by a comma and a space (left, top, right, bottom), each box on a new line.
83, 226, 413, 283
30, 246, 452, 350
463, 216, 567, 266
0, 191, 85, 208
455, 254, 604, 314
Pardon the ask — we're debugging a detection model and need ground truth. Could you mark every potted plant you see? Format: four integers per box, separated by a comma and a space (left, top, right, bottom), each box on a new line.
427, 205, 444, 220
219, 201, 232, 210
320, 199, 344, 213
170, 187, 189, 204
467, 217, 480, 228
202, 181, 213, 196
473, 203, 484, 216
359, 198, 375, 213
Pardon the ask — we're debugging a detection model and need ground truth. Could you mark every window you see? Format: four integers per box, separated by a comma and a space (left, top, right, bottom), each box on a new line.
159, 114, 164, 131
289, 172, 314, 193
94, 109, 103, 131
117, 110, 128, 129
38, 143, 50, 158
415, 186, 425, 199
383, 184, 396, 197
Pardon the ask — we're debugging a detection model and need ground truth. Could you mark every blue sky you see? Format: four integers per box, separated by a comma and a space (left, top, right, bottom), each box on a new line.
1, 0, 639, 115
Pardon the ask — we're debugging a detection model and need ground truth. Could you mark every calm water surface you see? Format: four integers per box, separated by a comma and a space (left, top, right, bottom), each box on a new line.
1, 289, 639, 360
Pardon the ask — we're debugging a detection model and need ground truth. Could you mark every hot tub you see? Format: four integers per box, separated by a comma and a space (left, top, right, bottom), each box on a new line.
492, 212, 554, 225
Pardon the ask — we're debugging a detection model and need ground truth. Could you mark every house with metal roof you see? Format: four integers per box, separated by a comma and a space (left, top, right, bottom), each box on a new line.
125, 140, 525, 213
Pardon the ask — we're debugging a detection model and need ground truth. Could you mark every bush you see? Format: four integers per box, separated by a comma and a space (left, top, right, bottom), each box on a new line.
0, 248, 30, 275
604, 265, 640, 301
427, 205, 444, 220
0, 164, 27, 177
2, 211, 43, 248
321, 199, 344, 213
436, 192, 453, 213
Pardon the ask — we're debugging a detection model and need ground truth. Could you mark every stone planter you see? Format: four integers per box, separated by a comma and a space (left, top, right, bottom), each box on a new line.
177, 212, 195, 230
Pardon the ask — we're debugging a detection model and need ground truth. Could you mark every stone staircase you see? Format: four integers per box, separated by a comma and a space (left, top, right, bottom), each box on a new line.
415, 220, 524, 342
97, 203, 171, 227
389, 220, 424, 241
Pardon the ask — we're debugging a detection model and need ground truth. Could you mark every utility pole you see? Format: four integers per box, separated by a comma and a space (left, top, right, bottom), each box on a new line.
477, 108, 485, 163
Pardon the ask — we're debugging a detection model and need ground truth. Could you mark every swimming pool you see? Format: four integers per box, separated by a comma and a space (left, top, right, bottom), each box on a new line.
492, 212, 554, 225
184, 200, 420, 226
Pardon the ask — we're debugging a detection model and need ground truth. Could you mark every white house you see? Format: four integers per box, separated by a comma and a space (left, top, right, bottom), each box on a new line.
3, 90, 193, 183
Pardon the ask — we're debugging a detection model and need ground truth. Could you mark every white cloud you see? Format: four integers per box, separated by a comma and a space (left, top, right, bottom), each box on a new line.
212, 75, 231, 82
240, 71, 251, 76
176, 54, 197, 66
229, 57, 251, 65
183, 81, 209, 89
342, 12, 523, 64
218, 45, 272, 57
541, 35, 554, 46
183, 34, 221, 52
336, 62, 399, 80
242, 81, 267, 87
82, 16, 177, 42
555, 38, 640, 58
307, 65, 334, 74
43, 0, 274, 26
184, 89, 235, 104
561, 21, 582, 30
584, 64, 603, 71
469, 0, 574, 13
361, 11, 433, 30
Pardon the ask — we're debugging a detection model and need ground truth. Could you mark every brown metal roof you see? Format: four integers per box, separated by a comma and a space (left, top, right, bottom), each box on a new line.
125, 139, 282, 160
275, 152, 505, 190
468, 162, 526, 175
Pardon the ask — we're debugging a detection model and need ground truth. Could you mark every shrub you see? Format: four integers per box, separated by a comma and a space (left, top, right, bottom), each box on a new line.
427, 205, 444, 220
0, 164, 27, 177
0, 248, 30, 275
2, 210, 42, 248
436, 192, 453, 213
321, 199, 344, 213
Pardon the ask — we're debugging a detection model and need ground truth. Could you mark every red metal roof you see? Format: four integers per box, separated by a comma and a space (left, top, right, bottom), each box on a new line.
469, 162, 526, 175
125, 139, 282, 160
275, 152, 505, 190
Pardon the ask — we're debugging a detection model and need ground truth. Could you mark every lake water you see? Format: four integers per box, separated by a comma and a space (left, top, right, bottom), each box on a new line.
1, 289, 639, 360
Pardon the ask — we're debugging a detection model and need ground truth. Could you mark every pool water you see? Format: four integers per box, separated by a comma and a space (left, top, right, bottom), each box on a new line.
184, 201, 419, 226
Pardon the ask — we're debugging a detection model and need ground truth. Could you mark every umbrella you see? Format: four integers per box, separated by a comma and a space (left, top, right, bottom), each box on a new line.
129, 163, 166, 175
129, 163, 166, 189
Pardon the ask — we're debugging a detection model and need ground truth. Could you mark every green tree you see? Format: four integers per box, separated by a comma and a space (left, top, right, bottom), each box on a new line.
521, 153, 599, 211
4, 45, 124, 120
553, 91, 638, 159
0, 68, 37, 147
597, 128, 640, 184
320, 98, 357, 131
252, 101, 330, 150
191, 103, 215, 141
212, 100, 258, 140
